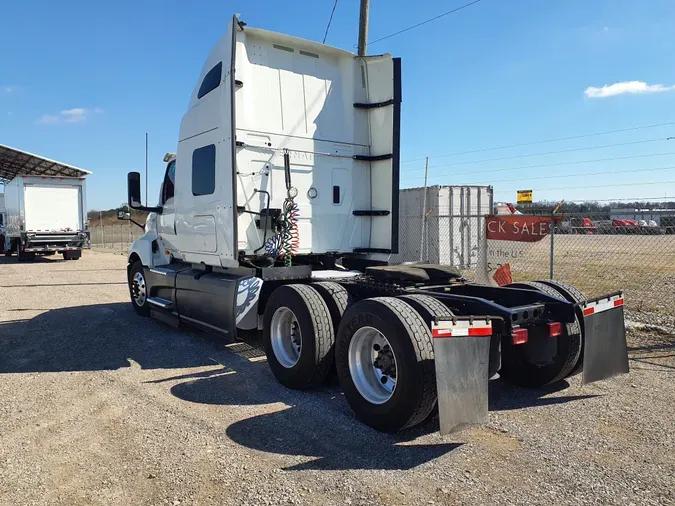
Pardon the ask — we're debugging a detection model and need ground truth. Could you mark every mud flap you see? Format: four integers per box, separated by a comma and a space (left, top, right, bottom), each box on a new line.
580, 293, 629, 384
432, 317, 496, 435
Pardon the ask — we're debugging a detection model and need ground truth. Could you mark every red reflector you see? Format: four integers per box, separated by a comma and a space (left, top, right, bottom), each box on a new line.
547, 322, 563, 337
511, 328, 528, 345
468, 327, 492, 336
583, 307, 594, 317
613, 298, 624, 307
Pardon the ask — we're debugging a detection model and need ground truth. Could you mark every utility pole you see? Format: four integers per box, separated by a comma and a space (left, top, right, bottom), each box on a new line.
145, 132, 149, 206
420, 157, 429, 261
357, 0, 370, 56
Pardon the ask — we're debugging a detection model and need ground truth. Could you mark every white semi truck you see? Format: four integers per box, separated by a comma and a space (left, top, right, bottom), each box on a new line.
120, 15, 629, 434
4, 176, 89, 261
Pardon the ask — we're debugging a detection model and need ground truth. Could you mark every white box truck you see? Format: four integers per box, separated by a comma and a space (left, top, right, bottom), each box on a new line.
4, 176, 89, 261
0, 192, 5, 254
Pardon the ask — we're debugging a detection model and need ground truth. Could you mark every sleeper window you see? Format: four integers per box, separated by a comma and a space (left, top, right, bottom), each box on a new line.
192, 145, 216, 196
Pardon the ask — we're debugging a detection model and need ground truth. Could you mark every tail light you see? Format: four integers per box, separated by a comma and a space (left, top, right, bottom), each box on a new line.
511, 328, 528, 345
547, 322, 563, 337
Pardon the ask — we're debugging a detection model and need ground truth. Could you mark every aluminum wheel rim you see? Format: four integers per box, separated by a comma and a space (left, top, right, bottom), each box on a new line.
270, 307, 302, 368
348, 326, 398, 405
132, 271, 146, 307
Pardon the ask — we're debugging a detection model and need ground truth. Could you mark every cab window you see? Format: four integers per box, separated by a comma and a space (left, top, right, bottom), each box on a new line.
161, 160, 176, 204
197, 62, 222, 99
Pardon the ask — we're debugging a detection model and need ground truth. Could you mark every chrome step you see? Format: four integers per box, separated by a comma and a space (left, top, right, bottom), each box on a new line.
147, 297, 173, 309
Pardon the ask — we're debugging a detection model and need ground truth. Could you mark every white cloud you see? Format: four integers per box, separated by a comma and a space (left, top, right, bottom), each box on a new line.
38, 114, 62, 125
37, 107, 103, 125
584, 81, 675, 98
4, 87, 12, 93
61, 107, 87, 116
60, 108, 88, 123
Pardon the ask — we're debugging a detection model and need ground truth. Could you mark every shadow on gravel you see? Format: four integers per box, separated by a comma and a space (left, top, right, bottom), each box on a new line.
226, 408, 461, 471
0, 303, 226, 373
0, 256, 59, 264
0, 282, 127, 288
171, 360, 460, 471
488, 380, 600, 411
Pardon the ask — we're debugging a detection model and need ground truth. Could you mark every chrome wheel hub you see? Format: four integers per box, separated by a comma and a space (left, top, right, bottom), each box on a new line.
132, 271, 146, 307
348, 326, 398, 404
270, 307, 302, 368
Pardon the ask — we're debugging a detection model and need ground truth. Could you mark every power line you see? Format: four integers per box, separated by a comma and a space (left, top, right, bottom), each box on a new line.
561, 196, 675, 203
402, 137, 673, 172
472, 165, 675, 186
400, 121, 675, 164
366, 0, 481, 48
493, 180, 675, 194
322, 0, 339, 44
400, 152, 675, 180
401, 164, 675, 187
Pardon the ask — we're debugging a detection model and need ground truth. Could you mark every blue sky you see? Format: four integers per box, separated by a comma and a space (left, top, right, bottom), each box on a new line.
1, 0, 675, 210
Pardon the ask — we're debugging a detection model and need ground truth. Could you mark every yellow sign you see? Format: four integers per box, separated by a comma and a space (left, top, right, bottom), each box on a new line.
517, 190, 533, 204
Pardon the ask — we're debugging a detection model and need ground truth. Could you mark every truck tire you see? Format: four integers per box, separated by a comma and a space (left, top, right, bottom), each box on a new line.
397, 294, 454, 326
16, 242, 26, 263
335, 297, 436, 432
536, 280, 587, 378
263, 284, 334, 390
501, 281, 582, 386
311, 282, 351, 383
128, 261, 151, 317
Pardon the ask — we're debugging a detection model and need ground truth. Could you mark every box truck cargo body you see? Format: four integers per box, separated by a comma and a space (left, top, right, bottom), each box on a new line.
391, 185, 493, 268
4, 176, 89, 260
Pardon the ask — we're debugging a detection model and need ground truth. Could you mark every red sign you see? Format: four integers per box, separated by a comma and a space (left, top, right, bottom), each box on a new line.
486, 216, 555, 243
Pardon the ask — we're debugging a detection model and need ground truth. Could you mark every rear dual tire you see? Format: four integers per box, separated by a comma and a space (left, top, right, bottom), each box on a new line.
264, 287, 442, 432
263, 284, 335, 390
501, 281, 583, 387
336, 297, 437, 433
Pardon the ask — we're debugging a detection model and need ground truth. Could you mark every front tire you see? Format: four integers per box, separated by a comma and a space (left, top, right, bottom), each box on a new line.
128, 261, 150, 316
336, 297, 436, 433
263, 284, 335, 390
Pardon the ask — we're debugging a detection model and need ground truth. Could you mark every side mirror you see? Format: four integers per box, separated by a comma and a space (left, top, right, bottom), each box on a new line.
126, 171, 162, 214
127, 172, 142, 209
117, 210, 131, 221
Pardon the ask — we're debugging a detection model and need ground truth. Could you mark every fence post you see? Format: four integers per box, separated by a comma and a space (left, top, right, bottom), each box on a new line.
549, 211, 555, 279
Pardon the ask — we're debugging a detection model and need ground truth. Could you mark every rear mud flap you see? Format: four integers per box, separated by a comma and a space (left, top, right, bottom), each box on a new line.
580, 293, 629, 384
432, 317, 497, 435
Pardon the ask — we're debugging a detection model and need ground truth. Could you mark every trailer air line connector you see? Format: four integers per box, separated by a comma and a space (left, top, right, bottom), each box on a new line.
262, 149, 300, 265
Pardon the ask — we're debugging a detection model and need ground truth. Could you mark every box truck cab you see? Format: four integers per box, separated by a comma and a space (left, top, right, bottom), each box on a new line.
121, 15, 629, 435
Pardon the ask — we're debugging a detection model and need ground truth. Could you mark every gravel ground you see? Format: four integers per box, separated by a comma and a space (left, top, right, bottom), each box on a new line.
0, 251, 673, 506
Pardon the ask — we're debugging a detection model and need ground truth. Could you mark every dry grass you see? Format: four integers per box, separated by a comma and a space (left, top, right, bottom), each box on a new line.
509, 234, 675, 314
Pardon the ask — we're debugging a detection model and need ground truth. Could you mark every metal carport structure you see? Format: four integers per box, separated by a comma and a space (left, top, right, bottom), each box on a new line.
0, 144, 91, 184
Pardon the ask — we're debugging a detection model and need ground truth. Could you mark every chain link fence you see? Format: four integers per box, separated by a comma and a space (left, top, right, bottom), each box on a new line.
89, 223, 145, 254
395, 209, 675, 320
509, 212, 675, 316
